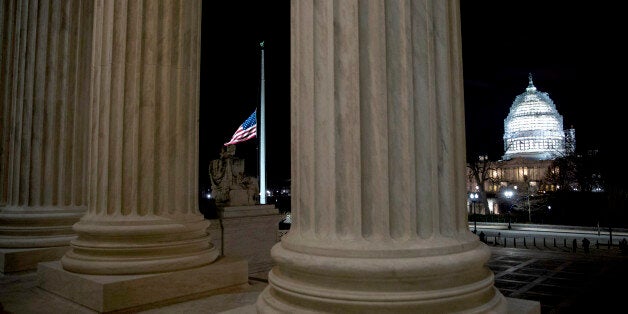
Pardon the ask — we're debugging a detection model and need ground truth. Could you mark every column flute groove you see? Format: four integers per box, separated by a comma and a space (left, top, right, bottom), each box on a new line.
0, 0, 18, 207
292, 0, 314, 237
333, 0, 361, 239
313, 0, 335, 239
386, 0, 416, 240
412, 0, 438, 239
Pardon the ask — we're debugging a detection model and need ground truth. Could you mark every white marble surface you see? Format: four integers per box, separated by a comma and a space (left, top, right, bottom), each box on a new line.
257, 1, 512, 312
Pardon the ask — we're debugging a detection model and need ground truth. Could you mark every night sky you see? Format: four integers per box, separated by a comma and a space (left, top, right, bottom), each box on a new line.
200, 2, 290, 191
199, 1, 625, 192
460, 1, 621, 161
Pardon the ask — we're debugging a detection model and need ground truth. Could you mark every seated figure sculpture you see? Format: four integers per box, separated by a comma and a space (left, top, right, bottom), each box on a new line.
209, 145, 259, 206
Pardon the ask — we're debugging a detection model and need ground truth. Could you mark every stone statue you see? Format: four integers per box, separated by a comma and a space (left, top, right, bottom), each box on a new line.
209, 145, 259, 206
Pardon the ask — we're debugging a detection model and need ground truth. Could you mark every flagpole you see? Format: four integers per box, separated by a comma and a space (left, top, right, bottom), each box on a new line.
259, 41, 267, 204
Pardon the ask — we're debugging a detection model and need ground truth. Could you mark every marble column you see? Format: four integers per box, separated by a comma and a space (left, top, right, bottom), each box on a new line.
38, 2, 247, 311
0, 0, 91, 273
257, 0, 508, 312
59, 0, 219, 275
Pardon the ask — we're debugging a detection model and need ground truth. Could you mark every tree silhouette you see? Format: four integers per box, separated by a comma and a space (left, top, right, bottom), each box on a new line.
467, 155, 498, 214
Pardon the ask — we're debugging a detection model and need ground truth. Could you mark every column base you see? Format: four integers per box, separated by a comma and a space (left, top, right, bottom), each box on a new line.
38, 256, 248, 313
257, 284, 508, 314
257, 241, 510, 313
230, 296, 537, 314
0, 246, 70, 273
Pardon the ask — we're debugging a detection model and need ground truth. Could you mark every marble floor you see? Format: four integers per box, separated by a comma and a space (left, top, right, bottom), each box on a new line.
1, 246, 627, 313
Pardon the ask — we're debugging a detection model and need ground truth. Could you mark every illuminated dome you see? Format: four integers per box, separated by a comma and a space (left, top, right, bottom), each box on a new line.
502, 74, 566, 160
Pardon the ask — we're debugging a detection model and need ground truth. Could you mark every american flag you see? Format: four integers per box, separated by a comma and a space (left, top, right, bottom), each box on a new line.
224, 110, 257, 146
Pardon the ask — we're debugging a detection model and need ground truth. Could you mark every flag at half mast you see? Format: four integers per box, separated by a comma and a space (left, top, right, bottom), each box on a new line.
224, 110, 257, 146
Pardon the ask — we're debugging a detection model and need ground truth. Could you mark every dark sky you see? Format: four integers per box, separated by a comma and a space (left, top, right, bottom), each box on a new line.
199, 1, 625, 191
200, 2, 291, 191
460, 1, 619, 160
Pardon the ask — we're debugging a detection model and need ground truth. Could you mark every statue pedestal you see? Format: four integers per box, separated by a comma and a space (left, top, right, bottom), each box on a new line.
228, 190, 256, 207
219, 205, 282, 274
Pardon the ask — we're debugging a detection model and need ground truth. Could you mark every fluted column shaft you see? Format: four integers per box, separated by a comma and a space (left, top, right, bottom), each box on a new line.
257, 1, 506, 312
0, 0, 12, 207
61, 0, 218, 275
0, 0, 91, 249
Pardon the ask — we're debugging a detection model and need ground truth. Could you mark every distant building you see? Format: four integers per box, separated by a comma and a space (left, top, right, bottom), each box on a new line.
467, 74, 577, 214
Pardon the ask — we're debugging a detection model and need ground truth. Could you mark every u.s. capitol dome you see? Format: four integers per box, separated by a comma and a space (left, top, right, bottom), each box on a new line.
502, 74, 574, 160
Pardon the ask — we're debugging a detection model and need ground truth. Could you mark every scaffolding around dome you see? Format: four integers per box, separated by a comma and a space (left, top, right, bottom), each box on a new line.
502, 74, 575, 160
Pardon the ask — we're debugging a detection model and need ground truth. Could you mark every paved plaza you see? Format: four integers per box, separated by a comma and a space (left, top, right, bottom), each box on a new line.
488, 246, 628, 313
1, 245, 627, 313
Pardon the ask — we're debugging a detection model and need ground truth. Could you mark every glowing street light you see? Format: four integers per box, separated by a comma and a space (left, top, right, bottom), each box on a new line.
504, 189, 514, 229
469, 193, 479, 233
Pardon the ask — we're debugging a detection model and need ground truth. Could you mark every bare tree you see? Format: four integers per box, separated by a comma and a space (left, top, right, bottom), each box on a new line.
467, 155, 498, 215
542, 139, 602, 193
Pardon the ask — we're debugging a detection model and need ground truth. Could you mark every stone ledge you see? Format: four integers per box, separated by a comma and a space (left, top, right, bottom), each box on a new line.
1, 246, 70, 273
507, 297, 541, 314
37, 256, 248, 313
219, 205, 279, 218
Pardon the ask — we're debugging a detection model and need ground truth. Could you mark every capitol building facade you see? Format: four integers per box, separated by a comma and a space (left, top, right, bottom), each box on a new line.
468, 75, 576, 214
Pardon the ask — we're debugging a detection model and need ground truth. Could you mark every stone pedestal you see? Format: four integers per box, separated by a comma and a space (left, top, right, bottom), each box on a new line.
208, 218, 223, 253
220, 205, 282, 274
38, 256, 248, 313
257, 1, 537, 312
0, 246, 69, 273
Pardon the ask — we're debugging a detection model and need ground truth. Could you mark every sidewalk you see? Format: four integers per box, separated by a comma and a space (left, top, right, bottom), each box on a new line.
471, 222, 628, 237
473, 226, 628, 257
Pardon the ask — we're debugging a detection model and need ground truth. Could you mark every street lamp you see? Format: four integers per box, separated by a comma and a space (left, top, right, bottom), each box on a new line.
504, 189, 513, 229
527, 194, 531, 222
469, 192, 479, 233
